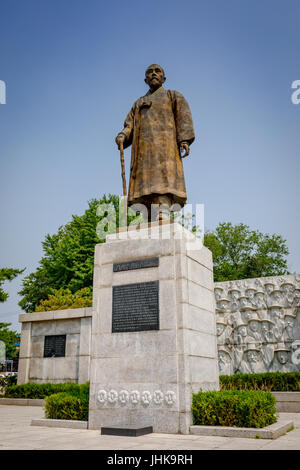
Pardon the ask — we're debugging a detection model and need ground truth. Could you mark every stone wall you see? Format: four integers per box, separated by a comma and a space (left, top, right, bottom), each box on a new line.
17, 308, 92, 384
215, 274, 300, 375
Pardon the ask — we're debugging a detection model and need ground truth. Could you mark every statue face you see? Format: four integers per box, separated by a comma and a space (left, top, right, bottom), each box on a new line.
262, 322, 270, 335
277, 351, 288, 364
249, 320, 259, 332
265, 285, 274, 295
145, 64, 165, 89
230, 291, 239, 301
218, 351, 230, 370
247, 350, 259, 363
272, 291, 282, 302
272, 307, 283, 319
246, 290, 255, 299
238, 326, 247, 337
282, 285, 294, 295
286, 318, 295, 329
214, 288, 223, 300
255, 293, 265, 305
217, 324, 225, 336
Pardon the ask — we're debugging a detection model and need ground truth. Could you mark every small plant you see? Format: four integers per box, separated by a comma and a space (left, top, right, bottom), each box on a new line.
220, 372, 300, 392
4, 382, 88, 399
44, 383, 89, 421
192, 390, 277, 428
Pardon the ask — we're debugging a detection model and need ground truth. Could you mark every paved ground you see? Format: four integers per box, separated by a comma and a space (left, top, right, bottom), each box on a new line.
0, 405, 299, 450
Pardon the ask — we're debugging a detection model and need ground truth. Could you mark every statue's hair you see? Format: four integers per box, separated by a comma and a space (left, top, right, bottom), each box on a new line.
145, 64, 165, 77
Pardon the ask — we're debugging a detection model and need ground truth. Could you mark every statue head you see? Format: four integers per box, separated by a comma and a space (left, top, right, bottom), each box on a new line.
277, 350, 289, 364
216, 323, 225, 336
145, 64, 166, 91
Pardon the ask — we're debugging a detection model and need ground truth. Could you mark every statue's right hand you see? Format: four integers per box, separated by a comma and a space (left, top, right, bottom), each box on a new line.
115, 134, 125, 149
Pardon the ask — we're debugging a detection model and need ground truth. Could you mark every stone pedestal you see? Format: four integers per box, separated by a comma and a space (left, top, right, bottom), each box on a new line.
88, 222, 219, 434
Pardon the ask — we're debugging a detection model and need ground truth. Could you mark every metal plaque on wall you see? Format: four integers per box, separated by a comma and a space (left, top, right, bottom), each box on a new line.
113, 257, 159, 272
44, 335, 66, 358
112, 281, 159, 333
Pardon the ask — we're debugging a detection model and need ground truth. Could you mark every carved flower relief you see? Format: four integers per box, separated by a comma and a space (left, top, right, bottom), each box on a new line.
153, 390, 164, 405
141, 391, 152, 406
165, 391, 176, 406
119, 390, 129, 405
130, 390, 140, 405
96, 389, 107, 405
96, 389, 177, 407
107, 389, 118, 404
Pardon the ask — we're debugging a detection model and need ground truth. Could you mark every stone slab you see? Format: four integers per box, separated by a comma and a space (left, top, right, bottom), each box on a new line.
101, 426, 153, 437
31, 418, 88, 429
0, 398, 45, 406
272, 392, 300, 402
273, 392, 300, 412
19, 307, 92, 323
190, 417, 293, 439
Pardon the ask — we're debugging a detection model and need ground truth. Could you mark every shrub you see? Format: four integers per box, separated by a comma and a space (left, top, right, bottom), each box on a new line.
44, 384, 89, 421
220, 372, 300, 392
192, 390, 277, 428
4, 382, 85, 399
35, 287, 92, 312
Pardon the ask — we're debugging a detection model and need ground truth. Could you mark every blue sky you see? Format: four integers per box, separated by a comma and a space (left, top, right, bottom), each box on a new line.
0, 0, 299, 332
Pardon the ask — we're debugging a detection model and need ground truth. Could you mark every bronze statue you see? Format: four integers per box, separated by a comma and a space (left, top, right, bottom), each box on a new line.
116, 64, 195, 221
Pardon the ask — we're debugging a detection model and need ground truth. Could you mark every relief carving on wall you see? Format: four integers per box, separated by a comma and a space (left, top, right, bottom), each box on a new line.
215, 275, 300, 374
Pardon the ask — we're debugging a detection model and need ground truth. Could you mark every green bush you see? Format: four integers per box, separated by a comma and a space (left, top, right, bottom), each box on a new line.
220, 372, 300, 392
192, 390, 277, 428
4, 382, 85, 399
44, 384, 89, 421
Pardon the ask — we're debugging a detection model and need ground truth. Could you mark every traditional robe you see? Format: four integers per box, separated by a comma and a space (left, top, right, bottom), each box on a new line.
119, 86, 195, 206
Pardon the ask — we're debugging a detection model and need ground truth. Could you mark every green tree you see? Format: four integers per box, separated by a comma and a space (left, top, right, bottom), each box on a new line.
18, 194, 141, 312
35, 287, 92, 312
0, 323, 20, 360
0, 268, 24, 302
204, 222, 289, 282
19, 196, 290, 311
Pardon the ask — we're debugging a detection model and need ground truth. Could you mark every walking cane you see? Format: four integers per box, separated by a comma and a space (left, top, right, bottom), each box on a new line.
119, 143, 128, 226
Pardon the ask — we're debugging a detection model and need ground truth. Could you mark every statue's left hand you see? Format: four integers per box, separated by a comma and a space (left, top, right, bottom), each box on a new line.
180, 142, 189, 158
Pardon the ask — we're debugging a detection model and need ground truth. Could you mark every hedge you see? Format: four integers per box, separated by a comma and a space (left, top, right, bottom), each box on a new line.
4, 382, 86, 399
220, 372, 300, 392
44, 384, 89, 421
192, 390, 277, 428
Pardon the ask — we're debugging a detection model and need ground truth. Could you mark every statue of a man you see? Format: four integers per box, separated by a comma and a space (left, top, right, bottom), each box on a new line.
115, 64, 195, 221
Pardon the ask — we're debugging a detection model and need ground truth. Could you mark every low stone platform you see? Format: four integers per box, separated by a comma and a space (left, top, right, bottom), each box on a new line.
272, 392, 300, 413
31, 418, 88, 429
190, 416, 293, 439
0, 398, 45, 406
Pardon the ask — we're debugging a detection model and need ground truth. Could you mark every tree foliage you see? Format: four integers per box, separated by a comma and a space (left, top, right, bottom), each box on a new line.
18, 194, 138, 313
204, 222, 289, 282
35, 287, 92, 312
0, 268, 24, 303
0, 323, 20, 360
18, 196, 290, 312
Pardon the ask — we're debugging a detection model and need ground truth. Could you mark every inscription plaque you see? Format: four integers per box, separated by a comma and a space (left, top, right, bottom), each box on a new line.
44, 335, 66, 358
113, 257, 159, 272
112, 281, 159, 333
